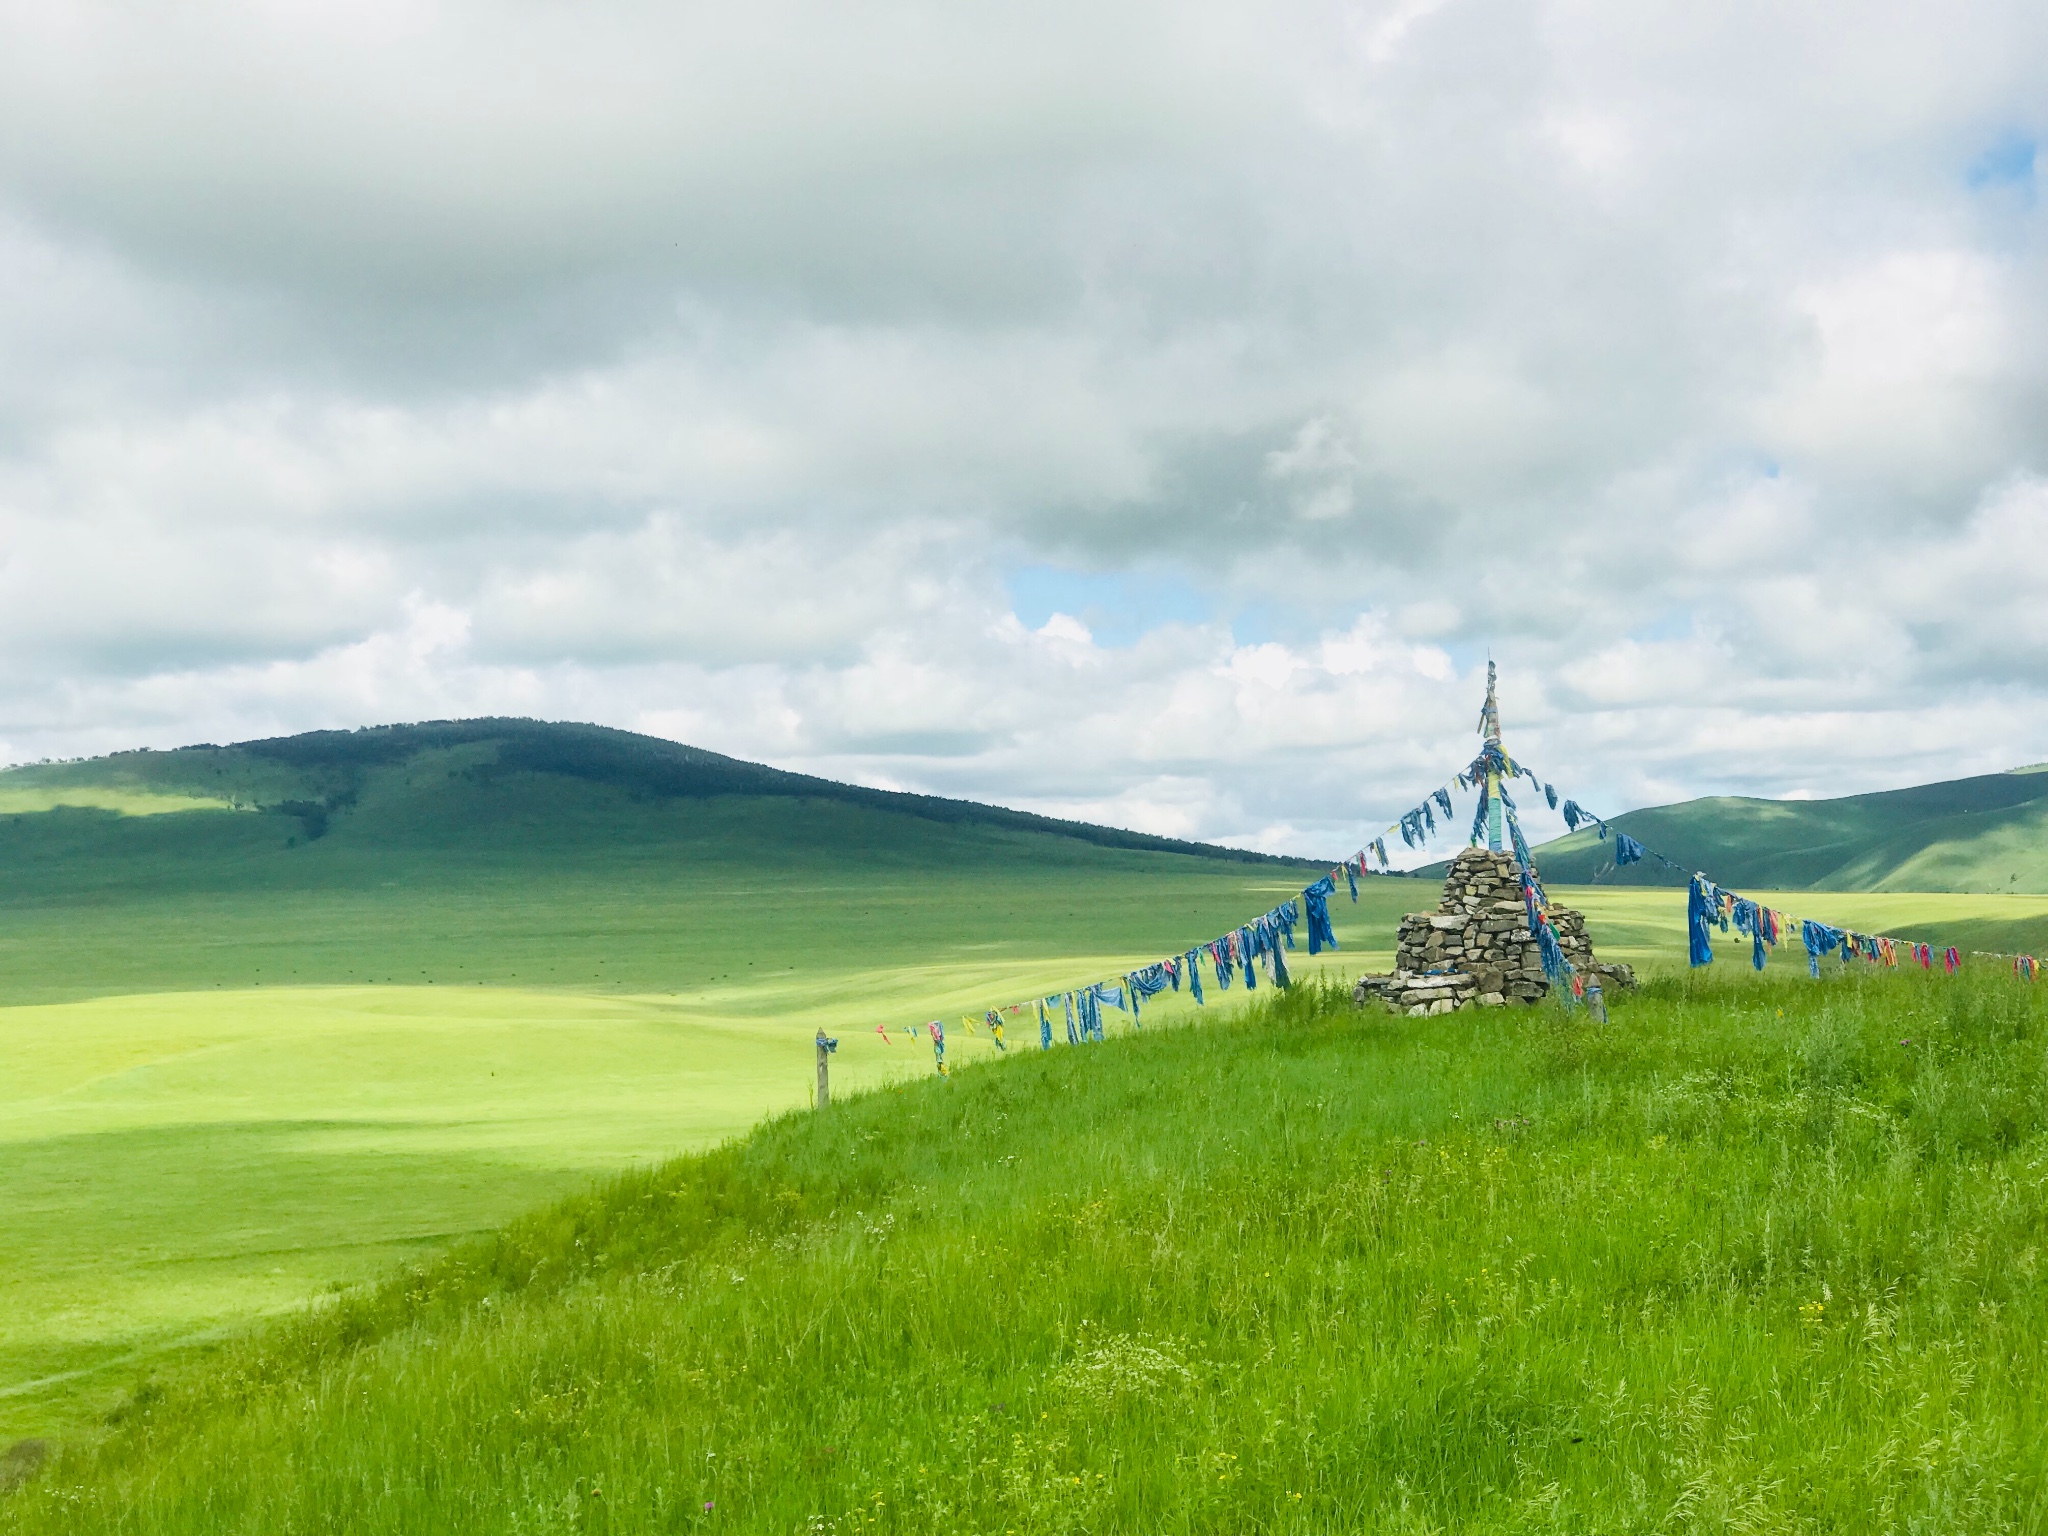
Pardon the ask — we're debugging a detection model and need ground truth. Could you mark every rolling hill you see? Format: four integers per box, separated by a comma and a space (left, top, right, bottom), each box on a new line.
1527, 766, 2048, 895
5, 719, 2044, 1459
1, 719, 1421, 1443
0, 718, 1363, 1009
1, 717, 1318, 868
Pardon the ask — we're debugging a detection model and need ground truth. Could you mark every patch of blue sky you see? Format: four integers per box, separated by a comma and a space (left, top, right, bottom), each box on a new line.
1967, 131, 2036, 195
1005, 564, 1212, 647
1631, 609, 1694, 644
1228, 602, 1279, 648
1006, 566, 1421, 654
1437, 639, 1491, 676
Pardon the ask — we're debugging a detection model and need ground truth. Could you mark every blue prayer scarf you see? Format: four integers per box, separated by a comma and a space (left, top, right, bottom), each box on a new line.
1208, 938, 1233, 990
1534, 912, 1571, 989
1687, 876, 1716, 967
1272, 900, 1299, 950
1508, 814, 1535, 872
1303, 876, 1339, 955
1802, 919, 1844, 978
1732, 899, 1768, 971
1128, 965, 1171, 1023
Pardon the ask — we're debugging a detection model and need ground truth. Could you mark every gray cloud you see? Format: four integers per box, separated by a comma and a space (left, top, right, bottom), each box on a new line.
0, 0, 2043, 849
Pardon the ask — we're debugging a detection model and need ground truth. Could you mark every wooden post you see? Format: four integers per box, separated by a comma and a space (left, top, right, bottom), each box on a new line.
815, 1030, 835, 1108
1481, 660, 1504, 853
1586, 976, 1608, 1024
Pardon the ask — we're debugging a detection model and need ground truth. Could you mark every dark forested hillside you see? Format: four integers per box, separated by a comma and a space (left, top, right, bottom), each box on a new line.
4, 718, 1314, 866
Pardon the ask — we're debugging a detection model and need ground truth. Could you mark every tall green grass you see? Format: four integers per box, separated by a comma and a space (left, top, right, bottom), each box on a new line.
9, 963, 2047, 1532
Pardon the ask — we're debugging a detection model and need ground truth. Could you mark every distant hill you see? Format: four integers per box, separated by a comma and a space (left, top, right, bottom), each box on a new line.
0, 718, 1386, 1007
1525, 766, 2048, 894
0, 717, 1316, 867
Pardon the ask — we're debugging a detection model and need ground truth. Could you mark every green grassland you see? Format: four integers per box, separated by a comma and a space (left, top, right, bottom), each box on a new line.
8, 964, 2048, 1533
0, 787, 234, 817
1531, 765, 2048, 895
5, 719, 2047, 1512
0, 725, 1424, 1443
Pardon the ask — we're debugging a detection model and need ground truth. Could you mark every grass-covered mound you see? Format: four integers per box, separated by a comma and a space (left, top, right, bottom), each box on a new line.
9, 966, 2047, 1533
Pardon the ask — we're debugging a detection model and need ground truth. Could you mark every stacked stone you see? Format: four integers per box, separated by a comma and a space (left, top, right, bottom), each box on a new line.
1354, 967, 1478, 1015
1549, 907, 1593, 973
1354, 848, 1634, 1016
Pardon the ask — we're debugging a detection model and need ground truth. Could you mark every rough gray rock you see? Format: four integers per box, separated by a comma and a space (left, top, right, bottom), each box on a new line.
1353, 848, 1637, 1015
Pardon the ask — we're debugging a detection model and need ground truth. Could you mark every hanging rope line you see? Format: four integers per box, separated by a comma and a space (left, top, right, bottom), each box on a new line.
1502, 769, 2038, 981
890, 671, 2039, 1072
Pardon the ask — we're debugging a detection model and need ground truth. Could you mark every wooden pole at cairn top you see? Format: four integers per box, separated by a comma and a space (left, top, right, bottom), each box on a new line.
815, 1029, 837, 1108
1481, 659, 1504, 854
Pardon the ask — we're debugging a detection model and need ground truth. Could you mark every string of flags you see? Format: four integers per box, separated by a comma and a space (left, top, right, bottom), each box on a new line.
1524, 782, 2042, 985
1467, 743, 1582, 1004
889, 682, 1602, 1070
880, 678, 2038, 1077
1678, 872, 2038, 981
876, 871, 1354, 1075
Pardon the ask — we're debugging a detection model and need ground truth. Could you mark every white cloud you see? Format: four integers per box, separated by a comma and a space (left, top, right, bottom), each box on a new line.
1765, 249, 2033, 495
0, 0, 2043, 847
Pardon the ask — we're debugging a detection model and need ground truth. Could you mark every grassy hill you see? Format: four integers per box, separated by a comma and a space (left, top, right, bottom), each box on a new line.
0, 718, 1360, 1009
6, 965, 2048, 1532
1527, 766, 2048, 896
0, 719, 1434, 1442
2, 716, 1320, 868
6, 719, 2046, 1495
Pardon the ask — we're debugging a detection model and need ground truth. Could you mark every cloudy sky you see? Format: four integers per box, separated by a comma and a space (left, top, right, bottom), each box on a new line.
1, 0, 2042, 855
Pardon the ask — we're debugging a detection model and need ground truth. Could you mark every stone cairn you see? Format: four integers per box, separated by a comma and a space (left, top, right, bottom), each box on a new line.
1355, 848, 1636, 1015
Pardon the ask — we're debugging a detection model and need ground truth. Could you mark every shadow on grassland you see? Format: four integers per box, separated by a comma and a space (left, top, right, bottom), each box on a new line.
0, 1120, 619, 1437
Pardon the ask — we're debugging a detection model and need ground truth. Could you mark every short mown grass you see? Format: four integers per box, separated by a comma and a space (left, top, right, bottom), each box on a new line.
9, 962, 2048, 1533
